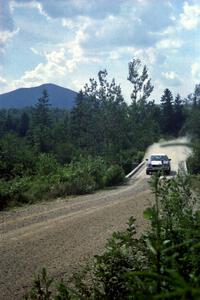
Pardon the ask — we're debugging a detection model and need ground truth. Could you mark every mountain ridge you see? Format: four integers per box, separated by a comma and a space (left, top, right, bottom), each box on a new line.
0, 83, 78, 109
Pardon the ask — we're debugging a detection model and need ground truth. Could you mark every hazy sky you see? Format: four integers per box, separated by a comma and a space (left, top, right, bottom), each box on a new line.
0, 0, 200, 102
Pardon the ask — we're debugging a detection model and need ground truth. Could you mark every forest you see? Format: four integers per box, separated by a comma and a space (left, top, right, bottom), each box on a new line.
0, 58, 200, 210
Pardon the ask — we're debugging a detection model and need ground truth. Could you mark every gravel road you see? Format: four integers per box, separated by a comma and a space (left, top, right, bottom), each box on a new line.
0, 138, 191, 299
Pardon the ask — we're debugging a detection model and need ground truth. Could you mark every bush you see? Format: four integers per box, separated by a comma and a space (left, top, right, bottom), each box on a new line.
0, 177, 33, 209
35, 153, 60, 176
116, 150, 145, 175
0, 175, 61, 209
59, 171, 96, 195
187, 140, 200, 174
136, 150, 144, 162
8, 176, 33, 204
59, 157, 101, 195
190, 174, 200, 193
0, 180, 10, 209
0, 157, 126, 210
0, 133, 36, 179
24, 177, 54, 203
103, 164, 125, 187
87, 156, 107, 189
117, 150, 136, 174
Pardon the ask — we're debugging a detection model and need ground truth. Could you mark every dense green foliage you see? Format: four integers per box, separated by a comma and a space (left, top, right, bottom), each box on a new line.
0, 58, 199, 209
24, 175, 200, 299
0, 156, 126, 209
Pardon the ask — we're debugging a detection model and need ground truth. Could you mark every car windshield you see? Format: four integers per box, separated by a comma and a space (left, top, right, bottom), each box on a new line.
151, 155, 168, 161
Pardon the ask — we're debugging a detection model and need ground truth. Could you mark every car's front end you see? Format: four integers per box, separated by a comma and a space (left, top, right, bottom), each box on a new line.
146, 154, 171, 175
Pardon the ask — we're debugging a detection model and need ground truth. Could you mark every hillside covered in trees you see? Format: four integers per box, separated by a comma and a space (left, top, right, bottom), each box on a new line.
0, 83, 77, 109
0, 58, 200, 209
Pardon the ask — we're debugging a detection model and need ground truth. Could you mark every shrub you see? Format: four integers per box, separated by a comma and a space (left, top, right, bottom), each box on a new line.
0, 133, 36, 179
117, 150, 136, 174
187, 140, 200, 174
0, 177, 33, 209
24, 177, 53, 203
60, 172, 96, 195
0, 180, 10, 209
8, 176, 32, 204
35, 153, 60, 176
59, 160, 97, 195
103, 164, 125, 186
87, 156, 107, 189
136, 150, 144, 162
0, 175, 61, 209
190, 174, 200, 193
57, 156, 108, 195
0, 157, 126, 210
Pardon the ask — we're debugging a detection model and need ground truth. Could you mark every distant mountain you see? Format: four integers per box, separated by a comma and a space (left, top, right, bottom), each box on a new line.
0, 83, 78, 109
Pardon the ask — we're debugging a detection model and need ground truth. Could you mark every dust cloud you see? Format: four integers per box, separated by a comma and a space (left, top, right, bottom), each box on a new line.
144, 137, 192, 174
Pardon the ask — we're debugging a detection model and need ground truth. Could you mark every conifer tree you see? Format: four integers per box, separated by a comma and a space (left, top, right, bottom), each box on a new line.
70, 90, 91, 150
173, 94, 185, 136
160, 88, 174, 135
30, 89, 52, 152
33, 89, 51, 127
19, 112, 29, 137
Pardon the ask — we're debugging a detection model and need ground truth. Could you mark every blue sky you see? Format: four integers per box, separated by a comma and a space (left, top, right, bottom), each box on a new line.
0, 0, 200, 103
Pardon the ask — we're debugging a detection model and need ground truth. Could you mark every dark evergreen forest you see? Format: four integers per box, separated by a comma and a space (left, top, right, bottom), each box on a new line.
0, 59, 200, 209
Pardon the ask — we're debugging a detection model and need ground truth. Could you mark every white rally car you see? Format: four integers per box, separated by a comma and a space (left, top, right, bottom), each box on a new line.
146, 154, 171, 175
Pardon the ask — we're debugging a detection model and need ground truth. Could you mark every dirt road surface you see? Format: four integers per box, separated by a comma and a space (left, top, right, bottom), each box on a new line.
0, 138, 191, 299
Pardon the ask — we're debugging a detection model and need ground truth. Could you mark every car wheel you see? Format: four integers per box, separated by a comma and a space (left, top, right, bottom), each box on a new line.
146, 170, 150, 175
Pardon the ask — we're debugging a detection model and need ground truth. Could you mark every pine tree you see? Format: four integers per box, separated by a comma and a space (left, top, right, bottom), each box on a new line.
160, 88, 174, 136
173, 94, 184, 136
185, 85, 200, 138
30, 89, 52, 152
70, 71, 130, 159
193, 84, 200, 107
19, 112, 30, 137
33, 89, 51, 127
4, 113, 17, 132
70, 90, 91, 150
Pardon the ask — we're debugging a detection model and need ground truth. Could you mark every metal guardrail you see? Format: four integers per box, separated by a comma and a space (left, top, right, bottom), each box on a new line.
125, 159, 189, 179
125, 161, 145, 179
178, 160, 188, 175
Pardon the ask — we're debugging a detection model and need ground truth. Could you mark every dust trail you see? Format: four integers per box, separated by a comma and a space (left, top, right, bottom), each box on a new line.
145, 137, 192, 173
136, 137, 192, 178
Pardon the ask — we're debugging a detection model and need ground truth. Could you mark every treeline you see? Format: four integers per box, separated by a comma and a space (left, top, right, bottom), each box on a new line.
0, 58, 200, 208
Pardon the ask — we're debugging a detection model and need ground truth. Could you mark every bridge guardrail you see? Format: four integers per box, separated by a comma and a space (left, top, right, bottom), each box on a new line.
125, 161, 145, 178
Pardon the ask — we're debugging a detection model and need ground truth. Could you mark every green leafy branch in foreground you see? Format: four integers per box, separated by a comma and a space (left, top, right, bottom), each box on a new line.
24, 174, 200, 299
